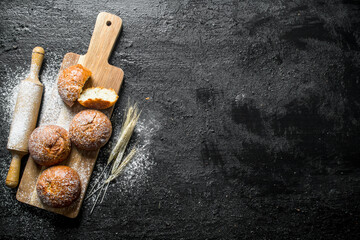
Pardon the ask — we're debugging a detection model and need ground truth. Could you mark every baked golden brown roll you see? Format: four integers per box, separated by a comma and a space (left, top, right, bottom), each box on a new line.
28, 125, 71, 166
36, 165, 81, 208
78, 87, 119, 109
69, 109, 112, 151
57, 64, 92, 107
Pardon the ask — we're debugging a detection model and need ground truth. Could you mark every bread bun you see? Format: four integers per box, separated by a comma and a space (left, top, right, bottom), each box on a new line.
69, 110, 112, 151
57, 64, 92, 107
78, 87, 119, 109
36, 165, 81, 208
28, 125, 71, 166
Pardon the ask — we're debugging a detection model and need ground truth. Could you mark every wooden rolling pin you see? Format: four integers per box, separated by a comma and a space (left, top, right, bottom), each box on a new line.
5, 47, 45, 188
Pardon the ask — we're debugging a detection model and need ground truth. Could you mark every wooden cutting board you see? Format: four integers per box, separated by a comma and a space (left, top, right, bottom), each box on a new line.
16, 12, 124, 218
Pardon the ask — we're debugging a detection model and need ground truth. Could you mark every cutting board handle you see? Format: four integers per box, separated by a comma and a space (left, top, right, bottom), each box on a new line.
85, 12, 122, 63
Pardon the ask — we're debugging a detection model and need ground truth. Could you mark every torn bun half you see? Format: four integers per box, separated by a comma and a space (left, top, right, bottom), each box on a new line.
57, 64, 92, 107
78, 87, 119, 109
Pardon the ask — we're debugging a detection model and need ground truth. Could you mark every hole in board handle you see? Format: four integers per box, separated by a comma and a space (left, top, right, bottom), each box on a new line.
106, 21, 111, 26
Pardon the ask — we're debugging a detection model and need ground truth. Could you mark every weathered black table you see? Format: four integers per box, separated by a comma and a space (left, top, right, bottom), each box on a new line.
0, 0, 359, 239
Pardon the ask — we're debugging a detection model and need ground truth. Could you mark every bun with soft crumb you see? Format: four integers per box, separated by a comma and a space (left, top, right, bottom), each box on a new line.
78, 87, 118, 109
28, 125, 71, 166
57, 64, 92, 107
69, 109, 112, 151
36, 165, 81, 208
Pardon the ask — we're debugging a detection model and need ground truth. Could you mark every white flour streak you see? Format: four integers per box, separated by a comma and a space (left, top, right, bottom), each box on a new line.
37, 54, 63, 125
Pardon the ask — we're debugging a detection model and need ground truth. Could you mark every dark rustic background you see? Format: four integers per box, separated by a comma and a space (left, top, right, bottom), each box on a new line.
1, 0, 360, 239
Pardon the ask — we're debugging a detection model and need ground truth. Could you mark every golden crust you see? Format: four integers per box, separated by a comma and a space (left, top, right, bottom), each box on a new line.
28, 125, 71, 166
57, 64, 92, 107
78, 87, 119, 109
36, 166, 81, 208
69, 110, 112, 151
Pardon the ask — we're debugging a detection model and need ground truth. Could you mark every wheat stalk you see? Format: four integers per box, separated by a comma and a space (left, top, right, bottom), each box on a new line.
87, 103, 140, 213
106, 147, 136, 183
107, 103, 138, 164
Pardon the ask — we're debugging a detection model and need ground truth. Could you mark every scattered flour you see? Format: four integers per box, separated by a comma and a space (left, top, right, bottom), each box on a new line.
0, 68, 26, 123
88, 112, 161, 201
0, 52, 62, 127
120, 114, 161, 190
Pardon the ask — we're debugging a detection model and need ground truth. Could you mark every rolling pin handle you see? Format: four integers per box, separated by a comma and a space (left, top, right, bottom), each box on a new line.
5, 152, 24, 188
29, 46, 45, 80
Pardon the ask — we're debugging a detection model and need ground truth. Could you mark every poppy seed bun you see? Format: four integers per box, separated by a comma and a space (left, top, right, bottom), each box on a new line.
69, 110, 112, 151
28, 125, 71, 166
57, 64, 92, 107
78, 87, 119, 109
36, 166, 81, 208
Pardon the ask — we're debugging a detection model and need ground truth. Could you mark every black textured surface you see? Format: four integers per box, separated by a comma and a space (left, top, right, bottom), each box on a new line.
1, 0, 360, 239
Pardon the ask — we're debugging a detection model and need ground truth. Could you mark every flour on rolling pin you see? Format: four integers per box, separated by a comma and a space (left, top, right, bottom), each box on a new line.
7, 81, 43, 152
5, 46, 45, 188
